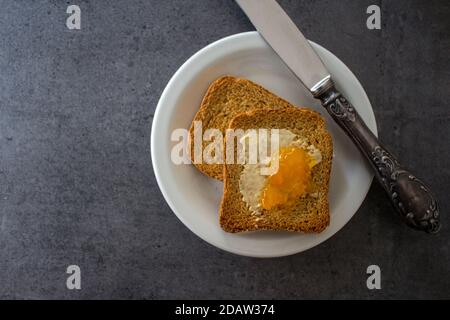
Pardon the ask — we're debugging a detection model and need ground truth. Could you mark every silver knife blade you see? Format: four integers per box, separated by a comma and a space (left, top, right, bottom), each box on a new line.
235, 0, 330, 92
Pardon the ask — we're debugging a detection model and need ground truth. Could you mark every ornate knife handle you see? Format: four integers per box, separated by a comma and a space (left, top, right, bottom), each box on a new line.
313, 80, 440, 233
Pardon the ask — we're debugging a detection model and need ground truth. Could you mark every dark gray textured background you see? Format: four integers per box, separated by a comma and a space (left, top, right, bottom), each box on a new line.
0, 0, 449, 299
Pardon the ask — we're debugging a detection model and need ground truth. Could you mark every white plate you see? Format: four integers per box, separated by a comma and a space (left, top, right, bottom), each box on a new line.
151, 32, 377, 257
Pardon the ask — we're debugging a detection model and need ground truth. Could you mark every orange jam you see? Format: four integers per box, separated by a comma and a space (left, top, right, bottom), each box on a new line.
261, 147, 314, 210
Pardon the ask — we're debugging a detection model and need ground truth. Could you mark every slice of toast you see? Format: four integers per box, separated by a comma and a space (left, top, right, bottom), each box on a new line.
189, 76, 292, 181
220, 108, 333, 233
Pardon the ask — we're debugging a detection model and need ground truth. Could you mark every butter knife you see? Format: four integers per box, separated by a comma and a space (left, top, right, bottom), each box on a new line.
235, 0, 440, 233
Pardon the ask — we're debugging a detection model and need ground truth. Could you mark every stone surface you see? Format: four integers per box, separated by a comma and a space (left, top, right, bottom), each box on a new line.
0, 0, 448, 299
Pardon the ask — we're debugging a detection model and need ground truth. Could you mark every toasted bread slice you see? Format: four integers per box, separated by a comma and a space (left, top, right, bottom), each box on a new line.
189, 76, 292, 180
220, 108, 333, 233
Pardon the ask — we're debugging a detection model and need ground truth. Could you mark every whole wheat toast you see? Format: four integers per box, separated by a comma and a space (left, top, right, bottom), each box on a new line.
220, 108, 333, 233
189, 76, 293, 180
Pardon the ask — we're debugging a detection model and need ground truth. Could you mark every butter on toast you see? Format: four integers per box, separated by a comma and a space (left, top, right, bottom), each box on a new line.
220, 108, 333, 233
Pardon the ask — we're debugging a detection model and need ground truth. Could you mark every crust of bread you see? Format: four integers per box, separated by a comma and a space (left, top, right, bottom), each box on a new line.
219, 107, 333, 233
188, 76, 292, 181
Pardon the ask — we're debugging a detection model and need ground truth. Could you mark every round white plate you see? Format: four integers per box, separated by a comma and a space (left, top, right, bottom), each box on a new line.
151, 32, 377, 257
